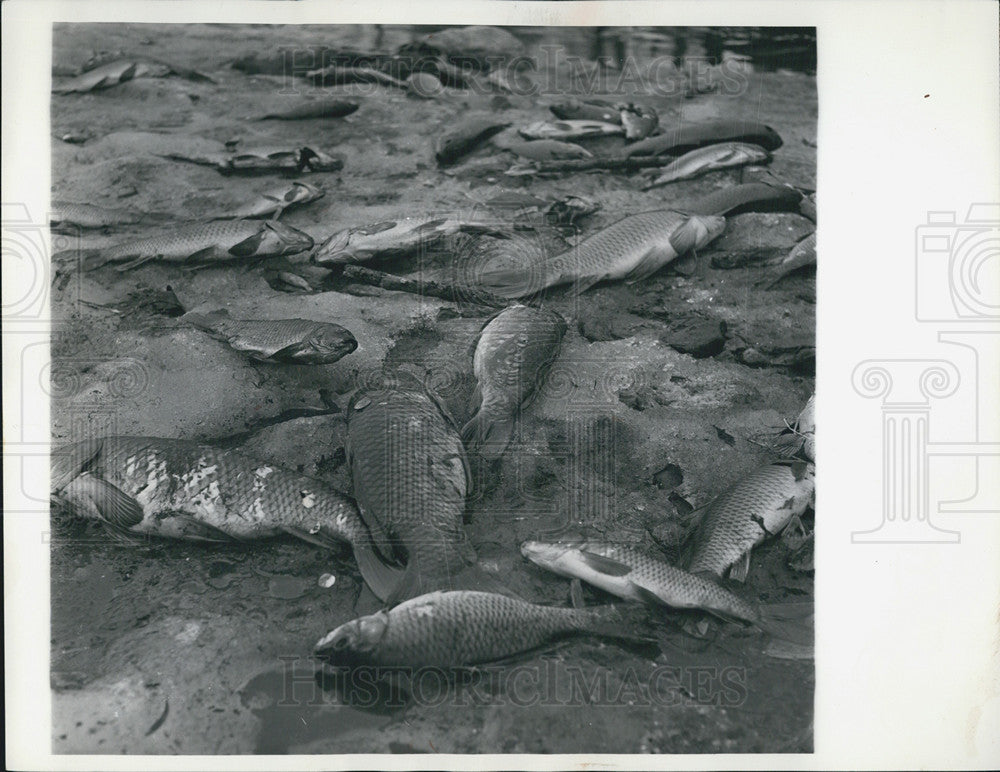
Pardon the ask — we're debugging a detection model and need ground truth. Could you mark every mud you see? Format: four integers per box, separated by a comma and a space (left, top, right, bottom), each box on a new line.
51, 24, 815, 754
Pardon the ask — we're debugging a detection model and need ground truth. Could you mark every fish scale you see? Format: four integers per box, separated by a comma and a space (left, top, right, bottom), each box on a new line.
74, 219, 313, 271
53, 436, 370, 545
346, 388, 476, 600
314, 590, 637, 669
479, 210, 725, 297
526, 540, 763, 622
463, 304, 566, 460
686, 460, 815, 578
181, 312, 357, 364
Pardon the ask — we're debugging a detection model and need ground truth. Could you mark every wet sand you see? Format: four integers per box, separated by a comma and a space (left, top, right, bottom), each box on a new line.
50, 23, 815, 754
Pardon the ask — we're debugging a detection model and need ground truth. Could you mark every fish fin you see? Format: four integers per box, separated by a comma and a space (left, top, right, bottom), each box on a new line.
51, 439, 105, 490
77, 475, 144, 531
580, 604, 659, 644
383, 562, 437, 607
460, 410, 514, 462
73, 249, 109, 271
450, 563, 524, 600
623, 244, 676, 284
576, 549, 634, 577
228, 230, 267, 258
114, 254, 159, 272
757, 601, 814, 648
727, 551, 751, 583
567, 274, 605, 295
174, 515, 240, 543
352, 541, 406, 602
180, 309, 228, 332
627, 581, 670, 608
467, 380, 483, 416
476, 267, 534, 299
279, 524, 342, 549
569, 578, 586, 609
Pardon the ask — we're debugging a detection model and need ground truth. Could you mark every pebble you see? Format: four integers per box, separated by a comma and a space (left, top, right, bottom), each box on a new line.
318, 573, 337, 588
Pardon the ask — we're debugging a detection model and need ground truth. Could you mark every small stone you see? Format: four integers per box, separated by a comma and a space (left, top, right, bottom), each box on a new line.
661, 314, 727, 358
318, 573, 337, 588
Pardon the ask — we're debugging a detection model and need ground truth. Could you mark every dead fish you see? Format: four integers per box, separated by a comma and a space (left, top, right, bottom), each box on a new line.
643, 143, 772, 189
685, 460, 816, 581
521, 540, 812, 643
307, 65, 408, 89
257, 99, 359, 121
399, 25, 526, 72
619, 103, 659, 140
549, 98, 621, 123
345, 388, 482, 603
681, 181, 803, 217
544, 194, 601, 226
518, 120, 624, 141
435, 116, 511, 166
52, 57, 214, 93
50, 201, 149, 231
463, 305, 566, 461
478, 210, 725, 297
314, 590, 649, 669
181, 309, 357, 364
217, 181, 325, 220
160, 145, 344, 175
624, 120, 783, 157
51, 436, 397, 598
764, 232, 817, 288
406, 71, 445, 99
66, 219, 313, 271
773, 393, 816, 461
312, 215, 505, 266
221, 146, 344, 175
481, 192, 598, 226
799, 193, 817, 223
275, 270, 315, 292
51, 60, 139, 93
786, 532, 815, 573
505, 139, 592, 162
425, 57, 475, 89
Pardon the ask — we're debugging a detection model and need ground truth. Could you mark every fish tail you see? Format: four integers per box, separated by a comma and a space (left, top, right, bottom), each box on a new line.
383, 560, 447, 606
352, 541, 406, 602
757, 601, 814, 647
475, 267, 537, 299
461, 409, 515, 462
180, 309, 229, 331
579, 603, 659, 644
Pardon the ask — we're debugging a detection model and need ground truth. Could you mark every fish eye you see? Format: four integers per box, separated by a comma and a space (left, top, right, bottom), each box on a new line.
333, 635, 351, 650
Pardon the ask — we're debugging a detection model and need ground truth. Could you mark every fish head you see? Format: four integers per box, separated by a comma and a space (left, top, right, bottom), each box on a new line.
304, 325, 359, 361
314, 611, 389, 665
258, 221, 314, 256
311, 229, 354, 265
520, 539, 585, 573
669, 214, 727, 255
287, 182, 324, 205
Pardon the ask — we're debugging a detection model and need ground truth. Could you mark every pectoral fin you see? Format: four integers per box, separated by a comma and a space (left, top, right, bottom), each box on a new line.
577, 550, 634, 577
727, 551, 751, 583
627, 581, 669, 608
228, 231, 267, 258
623, 244, 676, 284
76, 474, 144, 530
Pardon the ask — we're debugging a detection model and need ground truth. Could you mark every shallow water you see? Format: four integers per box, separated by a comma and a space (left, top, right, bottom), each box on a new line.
50, 23, 815, 754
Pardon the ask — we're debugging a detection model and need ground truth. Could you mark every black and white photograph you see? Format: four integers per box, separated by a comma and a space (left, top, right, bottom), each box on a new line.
41, 21, 817, 755
3, 1, 999, 769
